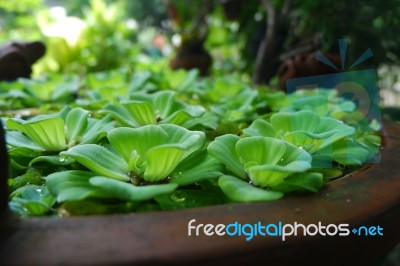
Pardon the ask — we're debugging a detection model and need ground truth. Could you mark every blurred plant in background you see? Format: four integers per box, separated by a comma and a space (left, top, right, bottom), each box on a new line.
0, 0, 43, 42
34, 0, 137, 75
1, 0, 400, 105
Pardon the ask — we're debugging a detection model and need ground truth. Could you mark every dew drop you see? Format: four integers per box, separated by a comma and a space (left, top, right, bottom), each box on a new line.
59, 156, 67, 163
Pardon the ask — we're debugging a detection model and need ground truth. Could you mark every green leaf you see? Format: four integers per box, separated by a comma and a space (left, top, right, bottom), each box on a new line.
29, 155, 75, 167
47, 170, 114, 202
65, 108, 89, 146
123, 101, 157, 125
208, 134, 247, 179
271, 172, 324, 193
242, 119, 276, 137
108, 126, 167, 163
170, 150, 224, 186
161, 110, 192, 125
314, 138, 370, 166
7, 117, 67, 151
8, 147, 42, 158
181, 111, 219, 130
9, 185, 54, 216
159, 124, 206, 157
218, 175, 283, 202
271, 110, 320, 133
80, 115, 114, 144
61, 144, 129, 181
236, 137, 286, 166
89, 176, 178, 201
246, 163, 304, 188
144, 145, 185, 182
314, 117, 355, 150
6, 131, 44, 151
153, 90, 178, 119
101, 103, 139, 127
236, 137, 312, 187
129, 71, 152, 91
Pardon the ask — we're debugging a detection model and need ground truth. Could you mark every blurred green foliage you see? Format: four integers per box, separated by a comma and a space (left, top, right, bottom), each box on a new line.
1, 0, 399, 83
291, 0, 400, 66
34, 0, 136, 75
0, 0, 43, 42
0, 0, 42, 12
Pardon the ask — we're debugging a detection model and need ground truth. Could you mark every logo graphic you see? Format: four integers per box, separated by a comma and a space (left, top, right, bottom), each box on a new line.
187, 219, 384, 241
285, 39, 382, 165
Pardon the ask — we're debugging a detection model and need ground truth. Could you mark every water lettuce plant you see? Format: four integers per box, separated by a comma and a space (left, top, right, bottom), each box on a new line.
6, 107, 113, 151
243, 110, 377, 166
2, 68, 381, 216
0, 74, 79, 109
46, 124, 222, 204
61, 124, 207, 182
5, 107, 114, 174
101, 90, 217, 129
208, 135, 322, 202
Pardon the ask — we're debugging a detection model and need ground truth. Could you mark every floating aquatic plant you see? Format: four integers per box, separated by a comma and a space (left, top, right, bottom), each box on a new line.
101, 90, 216, 129
1, 68, 382, 216
242, 110, 378, 167
243, 110, 355, 153
47, 124, 222, 203
208, 135, 322, 202
5, 107, 114, 173
60, 124, 219, 183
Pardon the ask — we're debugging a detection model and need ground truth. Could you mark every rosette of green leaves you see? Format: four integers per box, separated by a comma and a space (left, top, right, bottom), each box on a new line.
242, 110, 372, 166
60, 124, 210, 182
77, 69, 134, 108
0, 74, 79, 109
48, 124, 222, 203
5, 107, 114, 172
282, 89, 357, 119
208, 84, 259, 135
208, 135, 322, 202
101, 90, 217, 129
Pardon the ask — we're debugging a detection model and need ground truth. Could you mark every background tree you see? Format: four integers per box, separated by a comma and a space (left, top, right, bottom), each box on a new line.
251, 0, 400, 84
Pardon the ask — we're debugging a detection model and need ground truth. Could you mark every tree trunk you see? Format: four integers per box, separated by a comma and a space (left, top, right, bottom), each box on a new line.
252, 0, 291, 84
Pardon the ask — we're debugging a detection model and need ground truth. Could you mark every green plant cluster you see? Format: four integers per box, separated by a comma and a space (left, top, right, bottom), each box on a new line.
1, 68, 381, 216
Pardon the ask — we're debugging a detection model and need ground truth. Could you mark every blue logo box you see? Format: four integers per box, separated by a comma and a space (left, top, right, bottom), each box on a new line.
284, 40, 382, 165
286, 69, 381, 125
